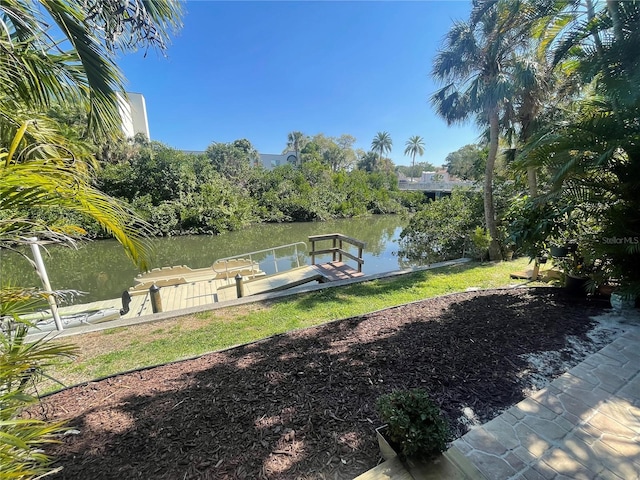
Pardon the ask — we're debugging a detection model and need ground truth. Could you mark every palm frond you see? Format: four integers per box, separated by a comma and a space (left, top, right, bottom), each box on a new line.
1, 124, 150, 268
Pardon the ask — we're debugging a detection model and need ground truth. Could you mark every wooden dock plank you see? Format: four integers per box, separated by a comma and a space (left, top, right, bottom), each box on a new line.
186, 282, 195, 307
194, 281, 204, 306
194, 282, 203, 306
204, 281, 215, 306
166, 285, 176, 311
175, 284, 184, 309
201, 282, 208, 306
161, 285, 172, 311
313, 261, 364, 281
184, 282, 195, 307
175, 282, 186, 309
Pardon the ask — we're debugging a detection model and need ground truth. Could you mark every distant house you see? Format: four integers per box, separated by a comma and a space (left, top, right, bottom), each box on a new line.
420, 170, 451, 183
258, 151, 298, 170
178, 150, 299, 170
117, 92, 150, 139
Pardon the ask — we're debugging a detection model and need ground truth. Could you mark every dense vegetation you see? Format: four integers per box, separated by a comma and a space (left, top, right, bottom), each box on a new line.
402, 0, 640, 299
92, 135, 420, 236
3, 0, 640, 476
1, 0, 183, 476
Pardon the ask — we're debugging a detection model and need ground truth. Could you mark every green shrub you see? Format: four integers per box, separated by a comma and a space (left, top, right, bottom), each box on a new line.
471, 226, 492, 261
375, 389, 449, 459
398, 189, 482, 263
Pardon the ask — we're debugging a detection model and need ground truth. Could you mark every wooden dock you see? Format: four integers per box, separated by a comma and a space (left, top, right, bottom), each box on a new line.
25, 234, 367, 334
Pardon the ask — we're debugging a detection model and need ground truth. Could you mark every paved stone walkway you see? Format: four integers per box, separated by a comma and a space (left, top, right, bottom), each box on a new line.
450, 325, 640, 480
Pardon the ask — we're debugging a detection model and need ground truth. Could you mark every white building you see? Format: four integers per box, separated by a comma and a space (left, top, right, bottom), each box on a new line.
258, 151, 298, 170
117, 92, 150, 139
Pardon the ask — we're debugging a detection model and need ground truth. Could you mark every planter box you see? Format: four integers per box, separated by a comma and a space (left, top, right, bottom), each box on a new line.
550, 245, 569, 258
375, 425, 397, 461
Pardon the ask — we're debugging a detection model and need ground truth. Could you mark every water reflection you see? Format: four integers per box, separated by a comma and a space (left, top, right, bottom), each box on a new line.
0, 215, 413, 304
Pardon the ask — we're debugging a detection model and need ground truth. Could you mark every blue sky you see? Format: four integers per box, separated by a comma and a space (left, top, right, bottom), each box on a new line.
118, 1, 479, 167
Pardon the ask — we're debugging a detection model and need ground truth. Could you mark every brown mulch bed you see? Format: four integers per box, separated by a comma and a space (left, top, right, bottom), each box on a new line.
31, 288, 613, 479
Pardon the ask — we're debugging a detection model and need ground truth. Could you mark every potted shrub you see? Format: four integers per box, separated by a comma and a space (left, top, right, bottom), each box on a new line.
375, 389, 449, 460
555, 248, 593, 295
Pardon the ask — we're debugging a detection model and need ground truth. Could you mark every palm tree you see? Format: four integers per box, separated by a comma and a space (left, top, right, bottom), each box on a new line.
1, 0, 182, 142
404, 136, 425, 181
286, 131, 306, 165
0, 124, 150, 267
371, 131, 393, 168
0, 297, 79, 479
432, 1, 534, 260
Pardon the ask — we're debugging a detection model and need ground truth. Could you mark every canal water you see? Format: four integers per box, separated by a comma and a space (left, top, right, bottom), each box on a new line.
1, 215, 418, 305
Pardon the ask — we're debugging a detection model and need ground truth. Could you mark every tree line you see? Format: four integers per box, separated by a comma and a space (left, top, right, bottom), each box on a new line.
91, 134, 424, 236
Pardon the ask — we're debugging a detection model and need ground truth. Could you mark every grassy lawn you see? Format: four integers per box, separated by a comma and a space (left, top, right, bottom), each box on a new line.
45, 258, 544, 392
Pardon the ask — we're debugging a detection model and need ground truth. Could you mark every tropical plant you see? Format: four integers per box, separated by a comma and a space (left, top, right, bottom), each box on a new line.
471, 226, 492, 261
206, 140, 257, 183
0, 289, 78, 478
1, 1, 183, 477
399, 189, 483, 263
444, 144, 486, 181
1, 0, 182, 143
371, 131, 393, 166
519, 0, 640, 291
0, 124, 149, 267
404, 136, 425, 179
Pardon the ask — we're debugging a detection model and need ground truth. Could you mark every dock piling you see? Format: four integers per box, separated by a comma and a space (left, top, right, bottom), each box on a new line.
235, 274, 245, 298
150, 284, 163, 313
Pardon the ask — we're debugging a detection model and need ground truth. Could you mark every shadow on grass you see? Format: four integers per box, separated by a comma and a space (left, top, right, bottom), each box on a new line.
289, 262, 484, 311
39, 288, 611, 480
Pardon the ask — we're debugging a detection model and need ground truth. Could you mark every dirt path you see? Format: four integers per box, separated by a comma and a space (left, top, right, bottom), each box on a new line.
31, 288, 622, 479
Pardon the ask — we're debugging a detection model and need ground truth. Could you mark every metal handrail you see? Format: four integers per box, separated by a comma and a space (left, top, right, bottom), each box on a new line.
213, 242, 307, 277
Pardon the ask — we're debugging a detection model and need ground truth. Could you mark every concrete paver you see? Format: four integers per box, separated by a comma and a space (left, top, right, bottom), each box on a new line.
450, 320, 640, 480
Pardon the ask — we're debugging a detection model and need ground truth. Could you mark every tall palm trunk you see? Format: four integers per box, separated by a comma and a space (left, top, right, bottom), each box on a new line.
485, 108, 502, 260
606, 0, 623, 43
411, 153, 416, 181
586, 0, 605, 56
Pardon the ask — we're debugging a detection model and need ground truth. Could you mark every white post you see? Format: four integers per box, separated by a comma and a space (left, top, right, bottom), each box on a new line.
28, 237, 63, 331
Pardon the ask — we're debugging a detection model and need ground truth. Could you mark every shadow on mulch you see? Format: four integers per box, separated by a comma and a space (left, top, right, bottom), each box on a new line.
33, 288, 606, 480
